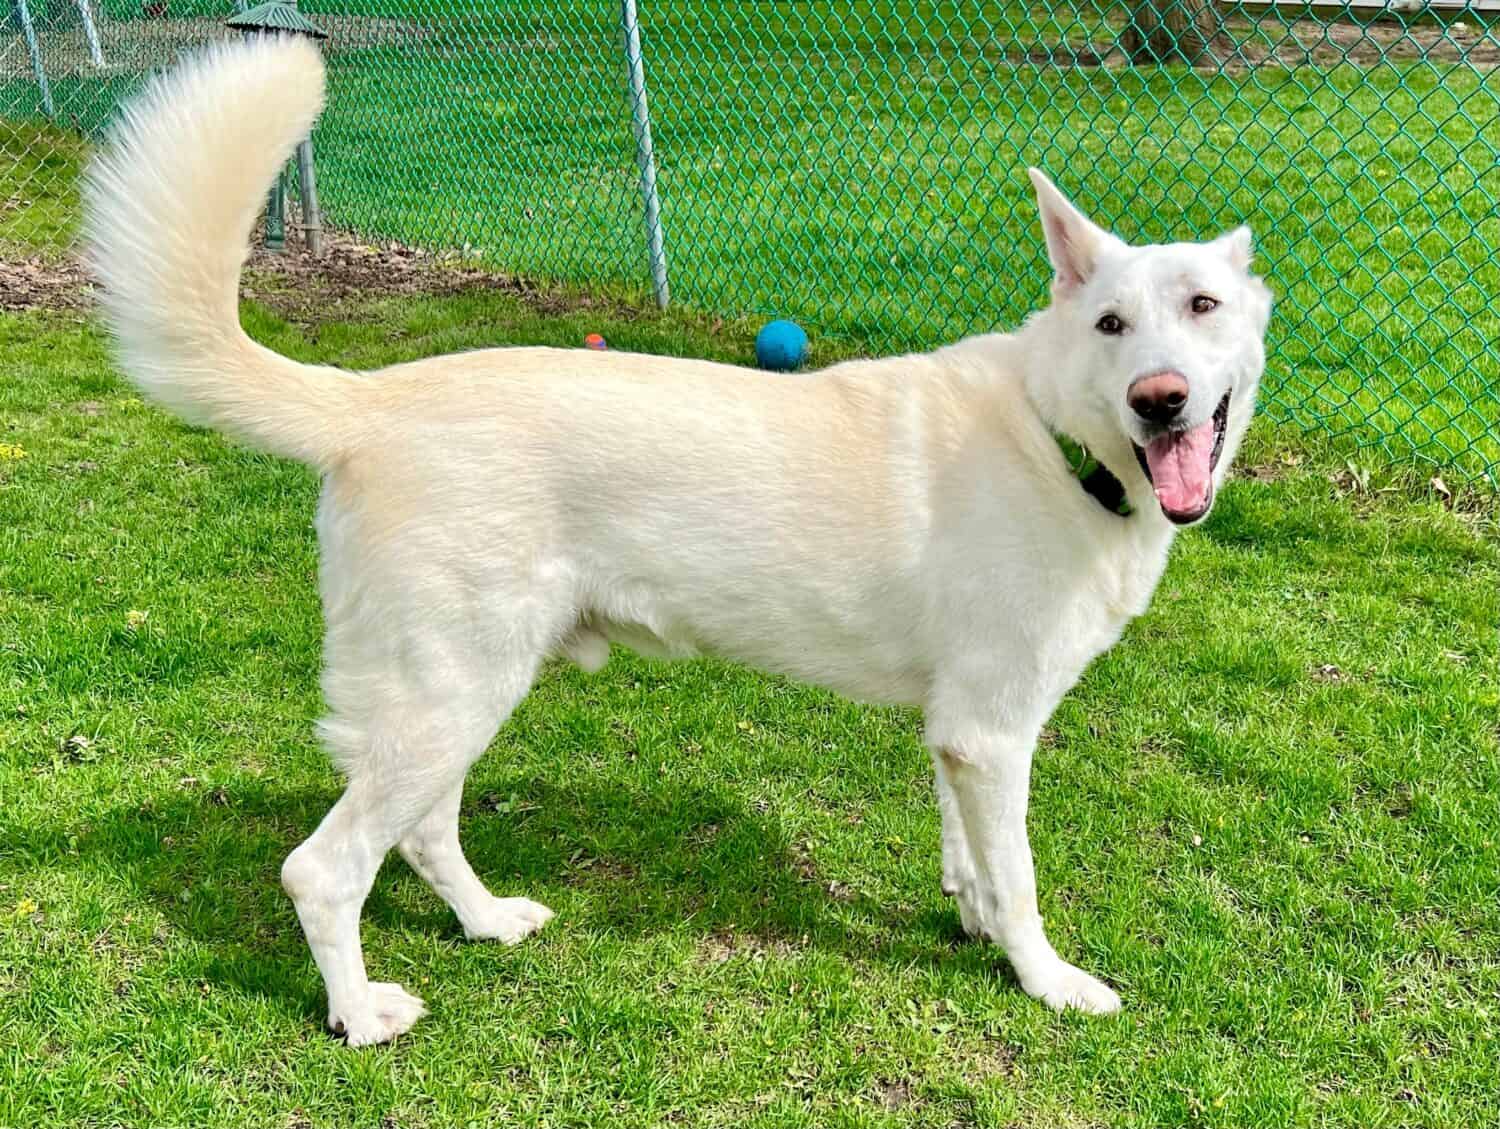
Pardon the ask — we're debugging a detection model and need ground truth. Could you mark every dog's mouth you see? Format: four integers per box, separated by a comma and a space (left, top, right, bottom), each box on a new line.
1132, 392, 1231, 525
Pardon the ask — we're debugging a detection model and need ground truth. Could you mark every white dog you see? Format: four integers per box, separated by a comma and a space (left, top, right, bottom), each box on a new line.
84, 39, 1271, 1045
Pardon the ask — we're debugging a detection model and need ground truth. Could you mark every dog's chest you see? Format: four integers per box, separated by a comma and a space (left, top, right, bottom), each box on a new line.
1097, 534, 1170, 621
976, 525, 1171, 694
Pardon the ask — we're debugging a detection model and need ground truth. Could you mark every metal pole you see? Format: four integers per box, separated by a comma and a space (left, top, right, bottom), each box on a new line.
619, 0, 669, 309
265, 174, 285, 252
14, 0, 54, 118
294, 137, 324, 257
74, 0, 105, 68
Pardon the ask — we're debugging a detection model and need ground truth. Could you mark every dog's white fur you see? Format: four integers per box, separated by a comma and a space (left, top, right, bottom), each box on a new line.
84, 39, 1272, 1045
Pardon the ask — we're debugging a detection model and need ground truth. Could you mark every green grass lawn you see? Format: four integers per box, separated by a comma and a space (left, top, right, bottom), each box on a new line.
1, 288, 1497, 1128
0, 122, 87, 255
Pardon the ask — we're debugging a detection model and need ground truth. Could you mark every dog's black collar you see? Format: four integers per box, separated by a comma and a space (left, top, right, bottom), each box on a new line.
1052, 432, 1134, 518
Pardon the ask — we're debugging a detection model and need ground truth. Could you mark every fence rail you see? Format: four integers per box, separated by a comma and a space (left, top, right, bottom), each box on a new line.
3, 2, 1497, 482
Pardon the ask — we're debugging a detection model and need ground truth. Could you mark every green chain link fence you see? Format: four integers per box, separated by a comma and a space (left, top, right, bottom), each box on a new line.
3, 2, 1498, 482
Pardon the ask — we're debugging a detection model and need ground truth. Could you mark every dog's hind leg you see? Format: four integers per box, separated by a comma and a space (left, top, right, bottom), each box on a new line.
282, 775, 433, 1047
398, 781, 553, 942
281, 661, 541, 1046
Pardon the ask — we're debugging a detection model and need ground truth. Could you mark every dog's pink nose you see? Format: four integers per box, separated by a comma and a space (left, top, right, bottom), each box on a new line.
1128, 371, 1189, 425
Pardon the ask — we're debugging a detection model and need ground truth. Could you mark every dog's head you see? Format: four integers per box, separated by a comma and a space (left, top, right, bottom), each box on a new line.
1024, 169, 1272, 526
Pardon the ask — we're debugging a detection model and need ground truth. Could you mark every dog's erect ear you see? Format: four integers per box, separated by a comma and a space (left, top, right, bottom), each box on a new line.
1213, 225, 1254, 272
1027, 168, 1119, 296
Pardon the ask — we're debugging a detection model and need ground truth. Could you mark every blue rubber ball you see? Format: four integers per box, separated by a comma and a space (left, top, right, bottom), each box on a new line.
755, 319, 809, 371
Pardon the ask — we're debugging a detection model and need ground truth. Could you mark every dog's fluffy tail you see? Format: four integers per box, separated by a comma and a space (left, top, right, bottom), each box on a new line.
84, 36, 357, 467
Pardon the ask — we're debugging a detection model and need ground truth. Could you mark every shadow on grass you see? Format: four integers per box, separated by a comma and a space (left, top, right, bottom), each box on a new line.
18, 767, 977, 1011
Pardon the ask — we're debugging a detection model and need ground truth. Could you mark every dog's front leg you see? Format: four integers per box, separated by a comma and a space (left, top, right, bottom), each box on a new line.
928, 721, 1121, 1015
932, 750, 982, 937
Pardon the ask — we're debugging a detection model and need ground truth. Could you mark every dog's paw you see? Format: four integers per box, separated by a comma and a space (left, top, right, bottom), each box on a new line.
463, 896, 554, 944
329, 982, 426, 1046
1020, 960, 1122, 1015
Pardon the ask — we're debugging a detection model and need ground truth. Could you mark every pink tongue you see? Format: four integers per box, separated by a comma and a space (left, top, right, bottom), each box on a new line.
1144, 418, 1215, 515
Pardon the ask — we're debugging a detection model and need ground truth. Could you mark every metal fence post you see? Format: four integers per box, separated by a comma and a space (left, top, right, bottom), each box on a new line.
619, 0, 669, 309
295, 138, 324, 256
13, 0, 54, 118
265, 173, 285, 252
74, 0, 106, 69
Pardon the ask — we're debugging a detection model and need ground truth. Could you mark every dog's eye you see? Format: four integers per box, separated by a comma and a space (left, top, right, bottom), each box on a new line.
1095, 313, 1125, 336
1191, 295, 1219, 314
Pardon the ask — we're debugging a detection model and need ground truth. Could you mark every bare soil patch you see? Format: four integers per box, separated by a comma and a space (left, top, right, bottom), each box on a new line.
0, 228, 637, 324
1218, 13, 1498, 70
0, 255, 93, 312
1009, 13, 1496, 70
2, 17, 423, 81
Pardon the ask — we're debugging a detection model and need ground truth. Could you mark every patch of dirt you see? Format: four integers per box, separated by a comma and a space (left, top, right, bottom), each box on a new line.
875, 1079, 918, 1111
696, 930, 800, 964
1226, 13, 1500, 71
561, 850, 640, 886
1383, 782, 1416, 819
0, 255, 93, 312
245, 228, 647, 328
1237, 462, 1286, 483
786, 837, 858, 902
0, 228, 635, 323
3, 17, 425, 82
789, 839, 820, 883
242, 230, 554, 324
1236, 446, 1311, 482
981, 1035, 1021, 1078
10, 9, 1496, 80
1008, 13, 1499, 71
